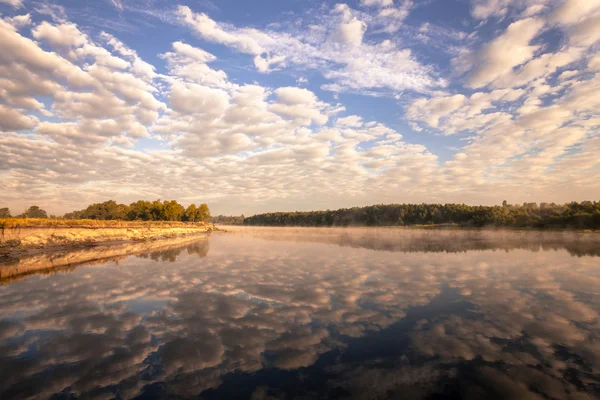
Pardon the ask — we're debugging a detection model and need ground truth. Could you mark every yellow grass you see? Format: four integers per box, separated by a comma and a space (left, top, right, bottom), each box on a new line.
0, 218, 213, 229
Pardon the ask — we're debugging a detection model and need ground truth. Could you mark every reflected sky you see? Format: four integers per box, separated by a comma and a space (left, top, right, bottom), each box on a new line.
1, 228, 599, 399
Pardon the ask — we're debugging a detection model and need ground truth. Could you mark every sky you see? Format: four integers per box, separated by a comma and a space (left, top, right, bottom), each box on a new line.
0, 0, 598, 216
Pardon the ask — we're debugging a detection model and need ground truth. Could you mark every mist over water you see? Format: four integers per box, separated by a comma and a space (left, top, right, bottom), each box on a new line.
1, 228, 599, 399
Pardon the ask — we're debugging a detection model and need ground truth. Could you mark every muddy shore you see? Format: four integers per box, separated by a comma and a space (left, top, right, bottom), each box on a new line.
0, 224, 214, 275
0, 232, 211, 283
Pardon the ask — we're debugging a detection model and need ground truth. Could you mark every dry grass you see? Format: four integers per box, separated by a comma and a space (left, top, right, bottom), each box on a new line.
0, 218, 213, 229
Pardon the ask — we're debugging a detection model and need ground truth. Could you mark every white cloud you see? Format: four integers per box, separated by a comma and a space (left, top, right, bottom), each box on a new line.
568, 13, 600, 47
176, 4, 442, 95
0, 2, 599, 215
0, 104, 37, 131
361, 0, 394, 7
467, 17, 545, 88
169, 82, 229, 116
101, 32, 157, 81
336, 115, 364, 128
470, 0, 547, 20
0, 0, 22, 8
4, 13, 30, 28
109, 0, 123, 11
332, 15, 366, 47
549, 0, 600, 24
589, 55, 600, 71
160, 41, 228, 88
177, 6, 264, 55
522, 4, 546, 17
32, 21, 88, 50
273, 87, 318, 105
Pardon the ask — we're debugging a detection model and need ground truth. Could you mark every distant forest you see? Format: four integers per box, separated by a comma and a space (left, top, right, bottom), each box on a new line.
242, 201, 600, 229
210, 215, 245, 225
4, 201, 600, 229
1, 200, 210, 222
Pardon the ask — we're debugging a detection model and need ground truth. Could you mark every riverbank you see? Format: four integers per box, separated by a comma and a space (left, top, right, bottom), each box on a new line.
0, 218, 214, 253
0, 234, 210, 284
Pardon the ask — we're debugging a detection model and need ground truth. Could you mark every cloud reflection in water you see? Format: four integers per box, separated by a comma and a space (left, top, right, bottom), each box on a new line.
0, 228, 599, 399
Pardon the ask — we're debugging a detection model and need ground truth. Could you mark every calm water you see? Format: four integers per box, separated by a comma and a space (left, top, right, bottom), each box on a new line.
1, 228, 599, 399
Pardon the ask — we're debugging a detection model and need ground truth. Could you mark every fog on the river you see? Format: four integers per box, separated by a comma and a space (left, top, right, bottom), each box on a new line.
0, 228, 599, 399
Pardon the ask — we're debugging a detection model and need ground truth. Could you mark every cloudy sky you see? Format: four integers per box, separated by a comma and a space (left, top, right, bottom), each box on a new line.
0, 0, 598, 215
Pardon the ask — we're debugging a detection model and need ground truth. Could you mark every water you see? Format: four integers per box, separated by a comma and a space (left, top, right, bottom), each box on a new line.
1, 228, 599, 399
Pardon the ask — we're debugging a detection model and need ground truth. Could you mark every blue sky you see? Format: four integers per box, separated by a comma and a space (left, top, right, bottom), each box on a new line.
0, 0, 598, 215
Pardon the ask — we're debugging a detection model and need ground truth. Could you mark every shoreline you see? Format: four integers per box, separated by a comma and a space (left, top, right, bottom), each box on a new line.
0, 221, 214, 262
219, 224, 599, 233
0, 232, 211, 283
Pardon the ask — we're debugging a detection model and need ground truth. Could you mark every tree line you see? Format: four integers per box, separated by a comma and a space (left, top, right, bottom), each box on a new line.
1, 200, 211, 222
210, 215, 245, 225
1, 206, 50, 219
243, 201, 600, 229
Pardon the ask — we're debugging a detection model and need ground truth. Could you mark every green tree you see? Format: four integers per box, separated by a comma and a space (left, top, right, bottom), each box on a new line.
149, 200, 165, 221
128, 200, 152, 220
75, 200, 128, 220
21, 206, 48, 219
197, 203, 210, 222
183, 203, 210, 222
184, 204, 198, 222
162, 200, 185, 221
0, 207, 11, 218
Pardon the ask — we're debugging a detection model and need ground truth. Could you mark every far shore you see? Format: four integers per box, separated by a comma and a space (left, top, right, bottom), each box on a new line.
217, 223, 599, 233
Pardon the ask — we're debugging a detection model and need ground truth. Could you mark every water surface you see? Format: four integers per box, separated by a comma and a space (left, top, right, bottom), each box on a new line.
1, 228, 599, 399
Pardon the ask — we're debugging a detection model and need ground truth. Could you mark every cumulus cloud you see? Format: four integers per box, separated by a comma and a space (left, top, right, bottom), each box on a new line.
176, 4, 442, 95
549, 0, 600, 24
401, 0, 600, 201
361, 0, 394, 7
467, 17, 546, 88
470, 0, 549, 19
4, 13, 30, 28
0, 0, 22, 8
32, 21, 88, 50
0, 0, 598, 215
0, 105, 37, 131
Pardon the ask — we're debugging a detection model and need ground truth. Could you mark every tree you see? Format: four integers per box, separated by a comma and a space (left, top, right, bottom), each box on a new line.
21, 206, 48, 219
128, 200, 153, 220
243, 201, 600, 229
0, 208, 11, 218
162, 200, 185, 221
149, 200, 165, 221
72, 200, 128, 220
184, 204, 198, 222
62, 199, 211, 222
184, 203, 211, 222
502, 200, 508, 207
197, 203, 210, 222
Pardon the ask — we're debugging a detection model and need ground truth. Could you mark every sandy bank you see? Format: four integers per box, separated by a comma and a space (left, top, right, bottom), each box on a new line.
0, 224, 213, 248
0, 233, 210, 283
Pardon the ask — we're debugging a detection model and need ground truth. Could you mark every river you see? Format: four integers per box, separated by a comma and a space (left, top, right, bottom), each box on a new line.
1, 227, 599, 399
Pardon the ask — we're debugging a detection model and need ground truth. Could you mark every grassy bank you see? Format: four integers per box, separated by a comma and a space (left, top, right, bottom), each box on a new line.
0, 219, 214, 250
0, 218, 213, 229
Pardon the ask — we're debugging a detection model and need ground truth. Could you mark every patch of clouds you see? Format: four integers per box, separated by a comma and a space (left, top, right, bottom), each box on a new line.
0, 0, 23, 8
4, 13, 30, 28
0, 0, 598, 215
176, 3, 443, 96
